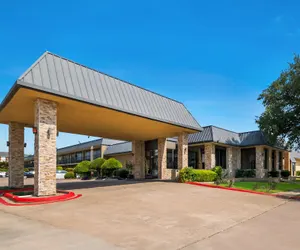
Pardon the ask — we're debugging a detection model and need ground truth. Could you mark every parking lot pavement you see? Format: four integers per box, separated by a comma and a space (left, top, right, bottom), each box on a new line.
0, 179, 299, 250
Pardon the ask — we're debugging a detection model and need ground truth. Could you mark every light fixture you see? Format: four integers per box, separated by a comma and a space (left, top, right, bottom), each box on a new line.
32, 127, 37, 134
6, 141, 10, 147
24, 143, 27, 148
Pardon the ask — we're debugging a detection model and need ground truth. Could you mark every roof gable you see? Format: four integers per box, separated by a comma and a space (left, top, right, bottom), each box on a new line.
17, 52, 202, 131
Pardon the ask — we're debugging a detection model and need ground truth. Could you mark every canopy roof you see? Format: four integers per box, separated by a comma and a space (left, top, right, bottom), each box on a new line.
0, 52, 202, 140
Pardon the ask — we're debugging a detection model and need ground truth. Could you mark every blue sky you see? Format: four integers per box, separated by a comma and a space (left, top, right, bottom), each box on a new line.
0, 0, 299, 154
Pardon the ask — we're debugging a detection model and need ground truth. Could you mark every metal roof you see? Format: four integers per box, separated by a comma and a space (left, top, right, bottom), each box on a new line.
57, 138, 124, 155
11, 51, 202, 131
104, 141, 132, 156
188, 126, 283, 148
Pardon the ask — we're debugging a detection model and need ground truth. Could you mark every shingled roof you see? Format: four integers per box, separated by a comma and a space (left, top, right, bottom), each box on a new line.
3, 51, 201, 131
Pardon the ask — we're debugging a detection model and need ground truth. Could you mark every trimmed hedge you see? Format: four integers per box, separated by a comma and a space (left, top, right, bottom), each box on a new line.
268, 170, 279, 178
179, 168, 217, 183
91, 158, 106, 177
74, 161, 91, 174
280, 170, 291, 178
296, 171, 300, 177
64, 172, 75, 179
66, 168, 74, 172
101, 158, 122, 177
235, 169, 256, 178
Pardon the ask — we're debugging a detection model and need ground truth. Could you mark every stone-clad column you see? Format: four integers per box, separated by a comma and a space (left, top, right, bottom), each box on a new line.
158, 138, 167, 179
197, 148, 202, 169
204, 143, 215, 169
178, 133, 188, 170
256, 146, 265, 178
132, 141, 145, 179
8, 122, 24, 188
34, 99, 57, 196
283, 151, 290, 171
275, 151, 279, 171
268, 148, 273, 171
226, 147, 234, 177
90, 146, 94, 161
236, 148, 241, 170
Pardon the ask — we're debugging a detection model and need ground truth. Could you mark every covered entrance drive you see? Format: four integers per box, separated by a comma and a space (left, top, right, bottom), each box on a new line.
0, 51, 202, 196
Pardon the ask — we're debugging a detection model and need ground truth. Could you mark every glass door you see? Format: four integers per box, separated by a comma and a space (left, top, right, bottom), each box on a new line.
145, 149, 158, 178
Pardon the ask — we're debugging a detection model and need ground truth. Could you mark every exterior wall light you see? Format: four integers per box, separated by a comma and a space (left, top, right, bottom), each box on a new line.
32, 127, 38, 134
24, 143, 27, 148
6, 141, 10, 147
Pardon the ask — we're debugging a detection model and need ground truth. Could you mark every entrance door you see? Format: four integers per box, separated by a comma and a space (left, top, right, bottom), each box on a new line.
145, 149, 158, 178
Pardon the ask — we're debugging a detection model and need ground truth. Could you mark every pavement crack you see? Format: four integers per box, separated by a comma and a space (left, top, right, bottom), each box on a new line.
177, 200, 289, 250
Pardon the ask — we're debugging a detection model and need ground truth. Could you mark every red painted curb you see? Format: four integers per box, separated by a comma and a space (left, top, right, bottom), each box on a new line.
4, 190, 75, 203
0, 194, 82, 206
187, 182, 275, 196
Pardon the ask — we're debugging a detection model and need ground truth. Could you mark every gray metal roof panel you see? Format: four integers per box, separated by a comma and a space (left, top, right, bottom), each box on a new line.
104, 142, 132, 156
16, 52, 202, 131
188, 126, 213, 144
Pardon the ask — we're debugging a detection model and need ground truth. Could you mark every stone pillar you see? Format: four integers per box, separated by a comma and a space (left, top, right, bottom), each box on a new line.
8, 122, 24, 188
268, 148, 273, 171
204, 143, 215, 169
158, 138, 167, 179
226, 147, 234, 177
197, 148, 202, 169
178, 133, 188, 170
132, 141, 145, 179
256, 146, 265, 178
275, 151, 279, 171
283, 151, 290, 171
34, 99, 57, 196
90, 146, 94, 161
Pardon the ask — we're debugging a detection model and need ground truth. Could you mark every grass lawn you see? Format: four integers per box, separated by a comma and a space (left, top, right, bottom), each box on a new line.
219, 182, 300, 193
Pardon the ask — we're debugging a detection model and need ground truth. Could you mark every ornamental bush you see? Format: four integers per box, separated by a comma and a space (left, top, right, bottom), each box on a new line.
101, 158, 122, 177
24, 168, 29, 172
64, 172, 75, 179
179, 167, 217, 183
115, 168, 129, 179
280, 170, 291, 178
66, 168, 74, 172
296, 171, 300, 176
212, 166, 223, 179
268, 170, 279, 178
74, 161, 91, 174
235, 169, 256, 178
57, 166, 63, 171
91, 158, 106, 176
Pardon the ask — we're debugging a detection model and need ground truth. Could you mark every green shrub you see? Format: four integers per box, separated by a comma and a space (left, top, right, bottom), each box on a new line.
101, 158, 122, 177
280, 170, 291, 178
179, 167, 217, 183
91, 158, 106, 176
268, 170, 279, 178
212, 166, 223, 179
235, 169, 256, 178
24, 168, 29, 172
64, 172, 75, 179
0, 168, 8, 172
0, 162, 8, 168
115, 168, 129, 179
57, 166, 63, 171
296, 171, 300, 176
66, 168, 74, 172
74, 161, 91, 174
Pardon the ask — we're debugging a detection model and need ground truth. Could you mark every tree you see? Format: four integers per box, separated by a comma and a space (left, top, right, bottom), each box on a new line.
256, 55, 300, 149
74, 161, 91, 178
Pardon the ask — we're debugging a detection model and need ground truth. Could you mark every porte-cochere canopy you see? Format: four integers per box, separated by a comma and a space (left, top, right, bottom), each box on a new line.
0, 52, 202, 141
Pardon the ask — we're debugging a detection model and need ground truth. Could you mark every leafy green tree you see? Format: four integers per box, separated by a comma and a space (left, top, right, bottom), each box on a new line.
256, 55, 300, 149
90, 158, 106, 177
74, 161, 91, 178
101, 158, 122, 177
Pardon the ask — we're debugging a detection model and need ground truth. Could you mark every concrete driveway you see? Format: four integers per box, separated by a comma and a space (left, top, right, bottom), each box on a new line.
0, 179, 299, 250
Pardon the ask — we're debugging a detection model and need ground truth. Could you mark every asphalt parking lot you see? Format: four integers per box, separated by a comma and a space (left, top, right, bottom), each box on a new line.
0, 179, 299, 250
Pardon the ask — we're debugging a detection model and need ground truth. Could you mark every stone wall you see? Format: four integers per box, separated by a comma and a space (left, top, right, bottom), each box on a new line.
204, 143, 215, 169
178, 133, 188, 169
8, 122, 24, 188
158, 138, 167, 179
34, 99, 57, 196
256, 146, 265, 178
132, 141, 145, 179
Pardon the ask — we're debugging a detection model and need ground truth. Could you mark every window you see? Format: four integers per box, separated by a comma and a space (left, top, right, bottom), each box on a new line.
264, 149, 268, 169
167, 149, 178, 169
93, 149, 101, 159
215, 147, 226, 169
76, 152, 82, 162
84, 151, 91, 161
188, 151, 197, 168
70, 153, 76, 163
